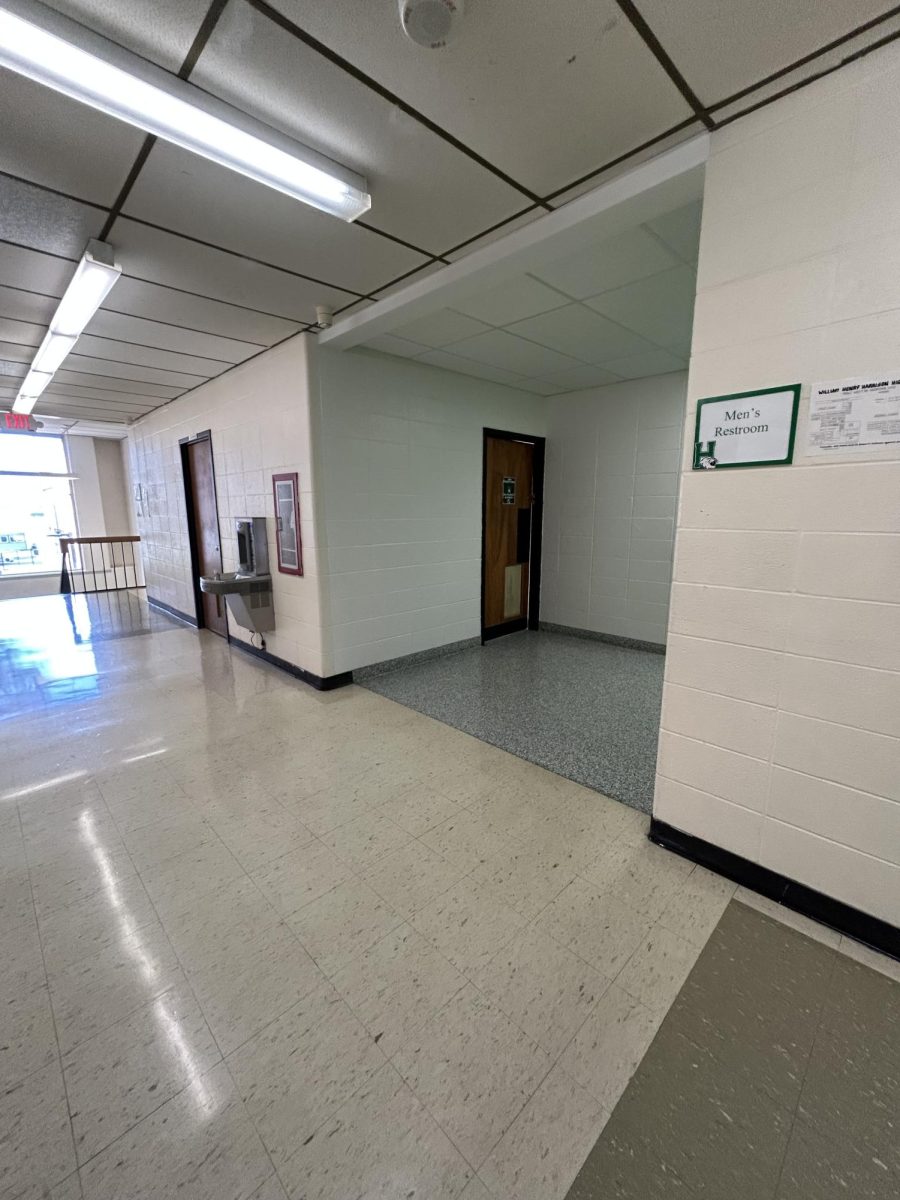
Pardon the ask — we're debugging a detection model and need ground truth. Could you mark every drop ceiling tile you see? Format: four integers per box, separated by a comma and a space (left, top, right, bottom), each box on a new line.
65, 352, 207, 390
414, 349, 532, 390
709, 13, 900, 134
514, 378, 564, 396
42, 0, 213, 71
646, 202, 703, 264
0, 244, 89, 300
393, 310, 490, 348
85, 310, 263, 364
74, 334, 229, 378
601, 347, 686, 379
124, 143, 428, 296
0, 340, 32, 364
547, 124, 704, 207
451, 276, 570, 326
449, 328, 584, 377
105, 277, 302, 345
444, 209, 545, 261
38, 400, 149, 421
191, 1, 526, 253
538, 364, 622, 391
0, 176, 105, 258
363, 334, 426, 359
41, 383, 158, 409
530, 226, 680, 299
585, 265, 697, 353
507, 304, 655, 364
0, 361, 25, 379
0, 286, 57, 327
637, 0, 895, 105
53, 368, 181, 399
371, 263, 446, 299
0, 72, 145, 206
0, 318, 41, 348
109, 218, 354, 324
271, 0, 693, 195
35, 399, 150, 422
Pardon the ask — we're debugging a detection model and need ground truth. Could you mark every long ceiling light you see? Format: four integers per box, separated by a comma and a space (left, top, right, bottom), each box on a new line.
13, 240, 121, 414
0, 0, 371, 221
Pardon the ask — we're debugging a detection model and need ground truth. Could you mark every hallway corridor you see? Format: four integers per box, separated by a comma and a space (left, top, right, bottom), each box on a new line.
1, 596, 896, 1200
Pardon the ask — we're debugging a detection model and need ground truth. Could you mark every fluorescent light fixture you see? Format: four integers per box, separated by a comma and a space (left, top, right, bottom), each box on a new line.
33, 333, 77, 372
0, 0, 371, 221
14, 240, 121, 414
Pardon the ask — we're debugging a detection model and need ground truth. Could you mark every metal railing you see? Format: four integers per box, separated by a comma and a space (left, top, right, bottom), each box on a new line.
60, 536, 144, 594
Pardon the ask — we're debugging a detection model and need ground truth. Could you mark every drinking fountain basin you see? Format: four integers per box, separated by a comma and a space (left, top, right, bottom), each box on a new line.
199, 572, 272, 596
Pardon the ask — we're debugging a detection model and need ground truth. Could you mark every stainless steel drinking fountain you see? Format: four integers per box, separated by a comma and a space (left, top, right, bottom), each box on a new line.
199, 517, 275, 633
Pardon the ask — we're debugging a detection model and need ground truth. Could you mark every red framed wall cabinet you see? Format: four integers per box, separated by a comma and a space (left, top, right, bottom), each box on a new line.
272, 472, 303, 576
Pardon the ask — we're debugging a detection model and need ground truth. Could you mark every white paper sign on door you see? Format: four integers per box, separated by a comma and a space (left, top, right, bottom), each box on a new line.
806, 375, 900, 456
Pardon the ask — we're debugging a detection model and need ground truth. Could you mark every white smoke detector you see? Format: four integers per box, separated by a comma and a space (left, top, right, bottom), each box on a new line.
399, 0, 464, 48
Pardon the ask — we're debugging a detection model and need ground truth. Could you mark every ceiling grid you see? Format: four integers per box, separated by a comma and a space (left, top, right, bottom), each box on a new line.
0, 0, 897, 425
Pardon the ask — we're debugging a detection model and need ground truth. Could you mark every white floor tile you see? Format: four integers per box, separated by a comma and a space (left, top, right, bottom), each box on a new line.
279, 1064, 472, 1200
331, 923, 466, 1059
479, 1062, 605, 1200
226, 981, 384, 1165
393, 984, 552, 1168
472, 926, 608, 1060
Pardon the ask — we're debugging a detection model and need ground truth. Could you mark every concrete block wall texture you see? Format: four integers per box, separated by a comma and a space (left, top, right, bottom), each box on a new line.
312, 346, 546, 675
541, 372, 687, 646
128, 335, 327, 677
655, 42, 900, 924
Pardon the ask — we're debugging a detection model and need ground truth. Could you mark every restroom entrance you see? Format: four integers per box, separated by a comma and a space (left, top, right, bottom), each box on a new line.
482, 429, 545, 641
180, 431, 227, 637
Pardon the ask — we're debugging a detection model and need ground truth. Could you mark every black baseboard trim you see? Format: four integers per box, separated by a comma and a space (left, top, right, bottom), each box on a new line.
229, 637, 353, 692
649, 818, 899, 961
147, 596, 198, 628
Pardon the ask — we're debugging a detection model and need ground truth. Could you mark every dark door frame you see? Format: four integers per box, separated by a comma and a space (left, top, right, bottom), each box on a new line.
179, 430, 224, 633
481, 427, 546, 644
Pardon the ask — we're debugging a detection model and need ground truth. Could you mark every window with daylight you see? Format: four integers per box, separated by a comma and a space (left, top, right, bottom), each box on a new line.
0, 433, 78, 576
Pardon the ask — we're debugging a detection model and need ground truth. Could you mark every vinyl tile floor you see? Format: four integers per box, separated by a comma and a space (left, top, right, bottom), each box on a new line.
1, 594, 896, 1200
361, 631, 666, 813
567, 901, 900, 1200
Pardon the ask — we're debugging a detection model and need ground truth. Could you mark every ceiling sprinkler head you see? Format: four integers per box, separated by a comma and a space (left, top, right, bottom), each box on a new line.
399, 0, 464, 49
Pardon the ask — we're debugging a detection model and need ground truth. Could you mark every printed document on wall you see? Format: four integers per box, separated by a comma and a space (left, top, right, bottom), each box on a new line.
806, 375, 900, 455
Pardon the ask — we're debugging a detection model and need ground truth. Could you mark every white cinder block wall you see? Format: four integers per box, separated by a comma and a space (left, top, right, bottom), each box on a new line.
313, 347, 546, 674
542, 372, 687, 646
656, 44, 900, 924
128, 336, 327, 676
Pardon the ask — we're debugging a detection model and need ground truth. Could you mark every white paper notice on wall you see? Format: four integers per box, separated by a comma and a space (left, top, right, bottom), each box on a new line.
805, 375, 900, 456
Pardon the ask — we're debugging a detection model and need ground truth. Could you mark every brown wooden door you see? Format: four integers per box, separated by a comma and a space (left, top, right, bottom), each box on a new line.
484, 435, 534, 635
185, 438, 227, 637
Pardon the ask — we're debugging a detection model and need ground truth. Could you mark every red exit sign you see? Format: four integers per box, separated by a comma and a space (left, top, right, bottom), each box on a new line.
1, 412, 42, 432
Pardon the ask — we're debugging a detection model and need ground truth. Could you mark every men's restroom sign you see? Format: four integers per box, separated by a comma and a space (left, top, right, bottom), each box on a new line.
693, 384, 800, 469
502, 476, 516, 505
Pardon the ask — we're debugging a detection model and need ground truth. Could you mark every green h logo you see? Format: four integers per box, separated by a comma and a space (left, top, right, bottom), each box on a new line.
693, 439, 718, 470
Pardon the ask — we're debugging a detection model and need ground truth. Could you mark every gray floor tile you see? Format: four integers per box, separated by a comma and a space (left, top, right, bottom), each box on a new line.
564, 900, 900, 1200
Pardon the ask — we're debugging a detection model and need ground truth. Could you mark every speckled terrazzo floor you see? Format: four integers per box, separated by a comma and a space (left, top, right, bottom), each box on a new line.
361, 631, 665, 813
